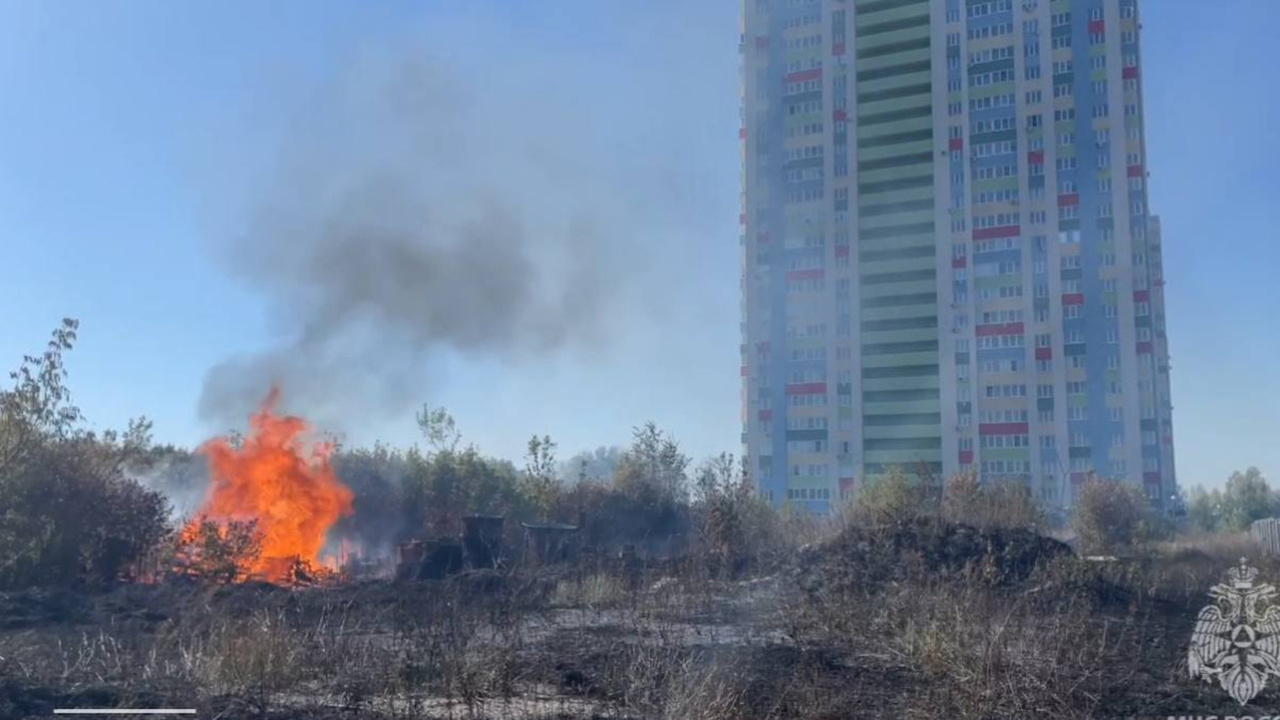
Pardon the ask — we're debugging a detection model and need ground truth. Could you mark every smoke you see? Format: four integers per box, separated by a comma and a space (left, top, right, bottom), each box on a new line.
126, 453, 210, 521
198, 38, 628, 431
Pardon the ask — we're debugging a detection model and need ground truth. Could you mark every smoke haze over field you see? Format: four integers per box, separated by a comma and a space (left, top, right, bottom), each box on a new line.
6, 1, 1274, 485
198, 42, 630, 431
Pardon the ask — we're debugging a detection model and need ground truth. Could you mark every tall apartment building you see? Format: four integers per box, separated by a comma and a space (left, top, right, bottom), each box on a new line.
740, 0, 1176, 514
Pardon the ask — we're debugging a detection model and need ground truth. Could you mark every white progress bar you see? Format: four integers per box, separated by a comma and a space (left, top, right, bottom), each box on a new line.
54, 711, 196, 715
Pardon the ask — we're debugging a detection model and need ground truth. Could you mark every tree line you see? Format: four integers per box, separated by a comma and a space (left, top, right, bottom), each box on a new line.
0, 320, 1270, 589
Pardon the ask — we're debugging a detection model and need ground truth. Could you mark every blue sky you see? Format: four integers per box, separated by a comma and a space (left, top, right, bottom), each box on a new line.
0, 1, 1275, 490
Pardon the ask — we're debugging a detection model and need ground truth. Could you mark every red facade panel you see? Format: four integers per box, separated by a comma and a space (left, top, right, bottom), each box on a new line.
785, 68, 822, 83
976, 322, 1025, 337
786, 382, 827, 396
973, 225, 1020, 240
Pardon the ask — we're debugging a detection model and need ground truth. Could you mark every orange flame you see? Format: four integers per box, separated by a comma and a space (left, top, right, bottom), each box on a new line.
187, 387, 354, 583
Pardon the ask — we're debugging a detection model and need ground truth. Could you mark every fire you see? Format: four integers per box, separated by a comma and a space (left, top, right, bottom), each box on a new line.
186, 387, 354, 583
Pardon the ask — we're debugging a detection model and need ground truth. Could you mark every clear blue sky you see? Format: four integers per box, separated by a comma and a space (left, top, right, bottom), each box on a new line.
0, 1, 1275, 490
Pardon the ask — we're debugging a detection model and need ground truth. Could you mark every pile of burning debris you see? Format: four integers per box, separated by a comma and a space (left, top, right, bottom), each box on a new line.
155, 388, 604, 589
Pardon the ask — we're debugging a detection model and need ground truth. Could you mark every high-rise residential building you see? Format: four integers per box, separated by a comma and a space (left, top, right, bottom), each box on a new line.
740, 0, 1176, 514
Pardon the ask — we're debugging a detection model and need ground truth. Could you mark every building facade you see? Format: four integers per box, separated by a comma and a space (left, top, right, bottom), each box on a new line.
740, 0, 1176, 514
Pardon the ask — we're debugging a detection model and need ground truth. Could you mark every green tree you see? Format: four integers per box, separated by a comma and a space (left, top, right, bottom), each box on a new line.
692, 452, 775, 577
854, 465, 931, 525
1218, 467, 1277, 532
560, 445, 622, 484
612, 422, 689, 502
1185, 485, 1222, 534
416, 404, 461, 455
177, 517, 264, 583
0, 320, 172, 588
522, 435, 560, 521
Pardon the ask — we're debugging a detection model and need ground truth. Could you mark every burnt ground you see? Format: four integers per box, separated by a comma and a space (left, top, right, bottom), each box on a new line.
0, 523, 1273, 719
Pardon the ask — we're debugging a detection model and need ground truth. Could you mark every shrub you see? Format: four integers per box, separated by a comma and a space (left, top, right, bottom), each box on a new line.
853, 465, 934, 526
692, 453, 779, 576
0, 320, 173, 589
942, 472, 1045, 531
175, 517, 265, 583
1072, 477, 1161, 554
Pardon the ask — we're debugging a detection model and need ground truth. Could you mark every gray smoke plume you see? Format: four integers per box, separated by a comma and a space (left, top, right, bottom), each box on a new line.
198, 46, 626, 431
125, 452, 210, 521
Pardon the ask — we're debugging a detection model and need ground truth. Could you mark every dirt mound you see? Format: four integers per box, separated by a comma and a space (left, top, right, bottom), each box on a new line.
796, 518, 1071, 594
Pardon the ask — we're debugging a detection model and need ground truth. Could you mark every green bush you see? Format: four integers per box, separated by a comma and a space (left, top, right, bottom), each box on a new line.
0, 320, 172, 589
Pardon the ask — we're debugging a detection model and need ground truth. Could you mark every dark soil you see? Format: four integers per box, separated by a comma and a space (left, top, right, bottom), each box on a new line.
2, 529, 1276, 719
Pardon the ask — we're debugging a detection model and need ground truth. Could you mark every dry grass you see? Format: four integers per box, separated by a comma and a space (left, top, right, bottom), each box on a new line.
1, 524, 1271, 719
549, 573, 628, 609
